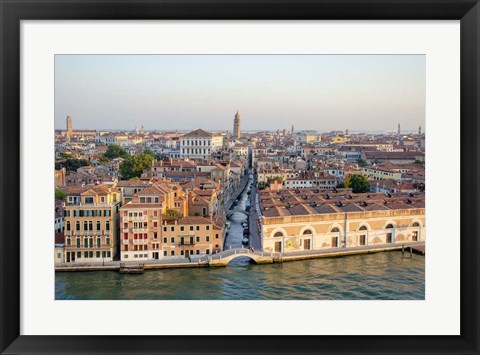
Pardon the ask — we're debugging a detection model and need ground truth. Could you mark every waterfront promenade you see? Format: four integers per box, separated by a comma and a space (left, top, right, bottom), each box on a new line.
55, 241, 425, 272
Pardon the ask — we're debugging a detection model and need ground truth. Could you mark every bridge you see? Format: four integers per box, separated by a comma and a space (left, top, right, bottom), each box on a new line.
200, 247, 273, 267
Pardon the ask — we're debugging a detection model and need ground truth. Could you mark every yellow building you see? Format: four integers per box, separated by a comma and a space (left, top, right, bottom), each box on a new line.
63, 184, 121, 263
259, 189, 425, 253
119, 184, 221, 261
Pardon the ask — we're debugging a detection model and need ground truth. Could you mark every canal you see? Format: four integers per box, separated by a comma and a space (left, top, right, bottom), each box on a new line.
56, 251, 424, 300
55, 175, 424, 300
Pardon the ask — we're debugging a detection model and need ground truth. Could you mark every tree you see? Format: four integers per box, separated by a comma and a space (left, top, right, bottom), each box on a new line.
257, 181, 268, 190
344, 174, 370, 193
55, 158, 90, 172
357, 159, 368, 167
143, 149, 158, 160
55, 188, 66, 201
103, 144, 129, 160
163, 209, 181, 220
119, 153, 154, 180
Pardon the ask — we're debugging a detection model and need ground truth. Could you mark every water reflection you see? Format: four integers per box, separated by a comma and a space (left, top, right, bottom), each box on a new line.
56, 251, 425, 300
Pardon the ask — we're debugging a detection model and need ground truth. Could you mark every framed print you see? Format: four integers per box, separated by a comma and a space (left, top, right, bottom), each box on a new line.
0, 0, 479, 354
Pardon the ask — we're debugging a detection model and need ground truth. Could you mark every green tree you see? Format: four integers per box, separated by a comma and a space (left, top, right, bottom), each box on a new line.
142, 149, 158, 160
163, 209, 181, 220
357, 159, 368, 167
103, 144, 129, 160
55, 188, 66, 201
344, 174, 370, 193
119, 153, 154, 180
55, 158, 90, 172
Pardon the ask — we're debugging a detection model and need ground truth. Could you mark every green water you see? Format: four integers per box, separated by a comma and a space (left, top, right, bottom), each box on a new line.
55, 251, 424, 300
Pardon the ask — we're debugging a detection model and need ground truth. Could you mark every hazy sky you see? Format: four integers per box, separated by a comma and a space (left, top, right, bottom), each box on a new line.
55, 55, 425, 132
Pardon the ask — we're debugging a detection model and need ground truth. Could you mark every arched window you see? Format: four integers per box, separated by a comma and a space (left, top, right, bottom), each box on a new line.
75, 221, 80, 231
66, 221, 71, 231
106, 221, 110, 231
303, 229, 313, 235
359, 225, 368, 231
83, 221, 88, 231
385, 224, 394, 229
331, 227, 340, 233
412, 222, 420, 227
273, 231, 284, 238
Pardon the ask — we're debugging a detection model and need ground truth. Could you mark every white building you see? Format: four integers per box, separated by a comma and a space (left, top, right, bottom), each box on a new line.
180, 129, 223, 160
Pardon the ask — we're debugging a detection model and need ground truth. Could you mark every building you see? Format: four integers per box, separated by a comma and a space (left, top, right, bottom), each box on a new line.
120, 185, 222, 260
233, 110, 241, 140
180, 129, 223, 160
258, 188, 425, 253
63, 184, 121, 263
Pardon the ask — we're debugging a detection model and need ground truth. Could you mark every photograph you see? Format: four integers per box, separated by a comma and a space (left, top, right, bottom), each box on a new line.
54, 54, 426, 300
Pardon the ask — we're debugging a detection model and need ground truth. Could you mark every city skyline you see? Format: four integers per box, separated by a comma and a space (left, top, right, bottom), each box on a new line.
55, 55, 425, 131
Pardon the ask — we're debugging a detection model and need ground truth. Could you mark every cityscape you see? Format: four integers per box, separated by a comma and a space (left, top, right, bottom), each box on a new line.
54, 55, 425, 300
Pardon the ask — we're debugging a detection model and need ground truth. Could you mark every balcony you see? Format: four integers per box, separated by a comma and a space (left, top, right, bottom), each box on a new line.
133, 239, 148, 244
122, 216, 148, 222
132, 228, 148, 233
65, 230, 111, 236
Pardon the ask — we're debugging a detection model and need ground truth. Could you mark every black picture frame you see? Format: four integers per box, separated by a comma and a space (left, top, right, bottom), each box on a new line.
1, 1, 479, 354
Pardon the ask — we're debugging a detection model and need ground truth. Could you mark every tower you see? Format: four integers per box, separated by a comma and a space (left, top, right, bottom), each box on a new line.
397, 123, 401, 136
66, 115, 73, 139
291, 125, 294, 133
233, 110, 241, 140
418, 126, 422, 135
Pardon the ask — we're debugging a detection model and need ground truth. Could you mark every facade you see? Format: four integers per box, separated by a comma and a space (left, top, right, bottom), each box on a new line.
259, 188, 425, 253
233, 110, 241, 140
180, 129, 223, 160
160, 217, 223, 258
63, 185, 121, 263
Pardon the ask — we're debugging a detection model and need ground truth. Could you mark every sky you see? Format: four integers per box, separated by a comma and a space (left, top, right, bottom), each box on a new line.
55, 55, 425, 132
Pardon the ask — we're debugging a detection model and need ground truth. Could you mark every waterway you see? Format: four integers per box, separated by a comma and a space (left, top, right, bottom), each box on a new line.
56, 180, 424, 300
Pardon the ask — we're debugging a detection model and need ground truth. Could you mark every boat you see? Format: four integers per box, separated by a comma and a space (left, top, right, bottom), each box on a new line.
243, 229, 250, 236
242, 237, 249, 244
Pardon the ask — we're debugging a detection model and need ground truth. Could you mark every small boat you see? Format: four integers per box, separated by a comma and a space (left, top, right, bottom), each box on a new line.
243, 229, 250, 236
242, 237, 249, 244
242, 222, 248, 228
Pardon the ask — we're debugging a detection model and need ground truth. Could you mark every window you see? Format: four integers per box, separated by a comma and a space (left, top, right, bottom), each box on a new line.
163, 227, 167, 232
181, 250, 184, 256
196, 226, 200, 231
303, 229, 313, 235
171, 251, 175, 256
83, 221, 88, 231
97, 237, 101, 248
206, 249, 210, 254
331, 227, 340, 233
84, 251, 89, 258
206, 226, 210, 231
190, 226, 194, 231
180, 226, 185, 232
273, 231, 284, 237
164, 251, 167, 256
171, 226, 174, 232
171, 237, 175, 243
96, 251, 100, 258
215, 234, 219, 239
206, 236, 210, 242
196, 236, 200, 242
66, 237, 71, 246
163, 237, 167, 243
85, 197, 94, 204
106, 221, 110, 231
96, 221, 101, 231
76, 238, 81, 248
196, 250, 200, 255
106, 237, 110, 245
77, 251, 81, 258
89, 221, 93, 231
154, 232, 158, 239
